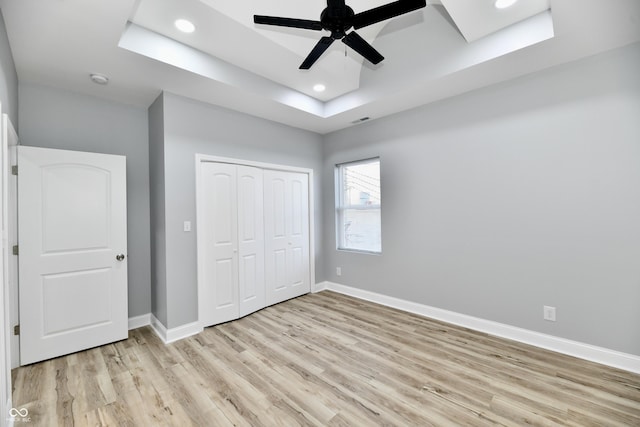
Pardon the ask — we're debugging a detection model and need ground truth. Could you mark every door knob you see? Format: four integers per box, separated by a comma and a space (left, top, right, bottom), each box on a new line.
116, 254, 125, 261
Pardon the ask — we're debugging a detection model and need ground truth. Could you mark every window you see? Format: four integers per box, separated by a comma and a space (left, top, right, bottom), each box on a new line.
336, 158, 381, 253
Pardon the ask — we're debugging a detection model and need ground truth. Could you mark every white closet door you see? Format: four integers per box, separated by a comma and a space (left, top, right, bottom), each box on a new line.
264, 170, 310, 305
288, 172, 310, 298
200, 162, 239, 327
237, 166, 265, 317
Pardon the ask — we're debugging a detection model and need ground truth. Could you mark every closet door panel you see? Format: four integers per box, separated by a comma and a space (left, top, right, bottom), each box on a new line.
291, 178, 304, 236
288, 173, 310, 297
215, 259, 235, 307
265, 170, 310, 305
265, 171, 288, 305
240, 255, 256, 297
291, 247, 304, 286
200, 163, 239, 327
237, 166, 265, 317
274, 249, 287, 290
271, 177, 287, 238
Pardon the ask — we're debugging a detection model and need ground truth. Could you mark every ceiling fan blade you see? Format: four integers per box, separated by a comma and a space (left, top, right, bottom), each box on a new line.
352, 0, 426, 29
342, 31, 384, 65
254, 15, 323, 31
300, 37, 335, 70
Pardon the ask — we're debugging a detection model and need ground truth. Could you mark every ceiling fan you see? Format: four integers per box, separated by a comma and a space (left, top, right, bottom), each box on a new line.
254, 0, 427, 70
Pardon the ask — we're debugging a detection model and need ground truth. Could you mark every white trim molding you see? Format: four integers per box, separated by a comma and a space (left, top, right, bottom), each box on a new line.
6, 397, 15, 427
150, 314, 203, 345
128, 313, 151, 330
323, 282, 640, 374
313, 281, 329, 293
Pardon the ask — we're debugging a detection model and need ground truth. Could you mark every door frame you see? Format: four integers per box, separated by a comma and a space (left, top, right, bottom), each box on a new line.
2, 114, 18, 369
195, 154, 315, 329
0, 103, 9, 427
1, 110, 18, 423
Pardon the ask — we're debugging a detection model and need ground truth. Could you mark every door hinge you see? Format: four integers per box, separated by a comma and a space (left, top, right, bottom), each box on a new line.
11, 165, 17, 175
12, 245, 18, 255
13, 325, 19, 336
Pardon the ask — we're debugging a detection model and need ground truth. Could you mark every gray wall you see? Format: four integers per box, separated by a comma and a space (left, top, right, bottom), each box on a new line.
11, 29, 639, 359
19, 82, 151, 318
160, 92, 323, 328
148, 95, 167, 325
323, 43, 640, 356
0, 9, 18, 126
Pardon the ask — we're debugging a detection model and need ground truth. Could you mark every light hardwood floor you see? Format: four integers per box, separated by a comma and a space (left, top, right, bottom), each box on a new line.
11, 291, 640, 426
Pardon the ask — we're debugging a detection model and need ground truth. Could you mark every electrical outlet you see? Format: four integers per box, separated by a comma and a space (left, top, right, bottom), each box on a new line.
336, 267, 342, 276
543, 306, 556, 322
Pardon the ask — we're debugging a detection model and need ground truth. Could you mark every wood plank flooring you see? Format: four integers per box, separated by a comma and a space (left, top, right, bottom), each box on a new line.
11, 291, 640, 426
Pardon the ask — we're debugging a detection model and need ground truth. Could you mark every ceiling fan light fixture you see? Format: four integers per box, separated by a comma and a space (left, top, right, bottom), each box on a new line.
175, 19, 195, 33
494, 0, 518, 9
313, 84, 326, 92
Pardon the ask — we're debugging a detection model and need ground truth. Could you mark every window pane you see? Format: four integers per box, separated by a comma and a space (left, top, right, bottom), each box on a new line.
342, 161, 381, 208
336, 158, 381, 253
342, 208, 381, 252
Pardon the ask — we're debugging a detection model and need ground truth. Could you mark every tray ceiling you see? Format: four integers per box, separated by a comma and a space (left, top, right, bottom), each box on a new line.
1, 0, 639, 133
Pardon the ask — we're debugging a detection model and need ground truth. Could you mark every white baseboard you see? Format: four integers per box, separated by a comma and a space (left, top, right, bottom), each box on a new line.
323, 282, 640, 374
313, 281, 329, 293
143, 282, 324, 344
149, 314, 203, 344
128, 313, 151, 330
149, 314, 167, 343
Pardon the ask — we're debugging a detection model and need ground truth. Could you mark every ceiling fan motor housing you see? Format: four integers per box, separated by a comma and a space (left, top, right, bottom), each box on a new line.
321, 6, 355, 39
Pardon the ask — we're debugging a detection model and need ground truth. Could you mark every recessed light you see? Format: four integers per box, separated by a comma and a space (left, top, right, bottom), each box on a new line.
494, 0, 518, 9
313, 84, 326, 92
175, 19, 195, 33
89, 73, 109, 85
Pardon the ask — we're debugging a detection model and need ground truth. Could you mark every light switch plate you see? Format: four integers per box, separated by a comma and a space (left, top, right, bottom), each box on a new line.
184, 221, 191, 232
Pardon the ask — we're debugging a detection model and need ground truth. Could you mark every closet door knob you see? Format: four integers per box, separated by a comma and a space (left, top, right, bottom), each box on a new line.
116, 254, 125, 261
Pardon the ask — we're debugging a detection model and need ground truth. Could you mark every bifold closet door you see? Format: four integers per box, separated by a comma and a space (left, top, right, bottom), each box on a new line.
237, 166, 265, 318
264, 170, 310, 305
200, 162, 239, 327
200, 163, 265, 327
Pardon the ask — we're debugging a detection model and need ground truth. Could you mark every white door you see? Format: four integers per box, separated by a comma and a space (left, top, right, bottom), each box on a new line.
199, 162, 239, 327
237, 166, 265, 318
18, 146, 128, 365
264, 170, 310, 305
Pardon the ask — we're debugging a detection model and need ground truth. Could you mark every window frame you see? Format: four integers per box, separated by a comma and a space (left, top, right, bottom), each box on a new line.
335, 157, 382, 255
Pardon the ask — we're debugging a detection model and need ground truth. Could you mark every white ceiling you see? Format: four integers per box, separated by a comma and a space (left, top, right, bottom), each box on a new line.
1, 0, 639, 134
441, 0, 550, 42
